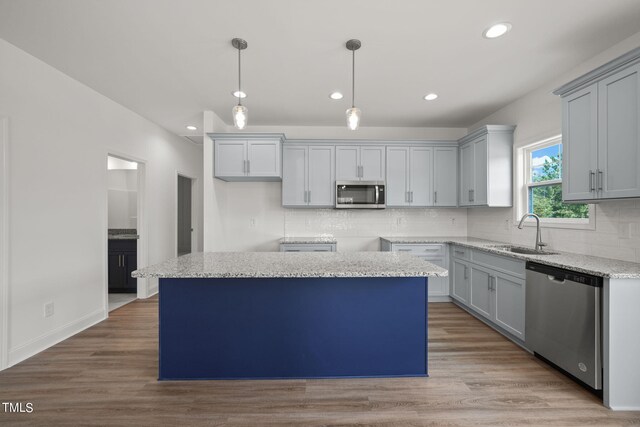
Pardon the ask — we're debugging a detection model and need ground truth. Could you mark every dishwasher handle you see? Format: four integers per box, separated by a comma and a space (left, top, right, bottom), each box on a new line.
547, 275, 566, 284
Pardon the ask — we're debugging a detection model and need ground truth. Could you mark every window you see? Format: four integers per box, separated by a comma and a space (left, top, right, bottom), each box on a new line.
521, 136, 593, 228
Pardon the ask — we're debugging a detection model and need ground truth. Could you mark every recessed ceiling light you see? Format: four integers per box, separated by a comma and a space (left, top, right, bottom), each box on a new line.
483, 22, 512, 39
186, 125, 197, 131
424, 93, 438, 101
329, 92, 343, 100
232, 90, 247, 98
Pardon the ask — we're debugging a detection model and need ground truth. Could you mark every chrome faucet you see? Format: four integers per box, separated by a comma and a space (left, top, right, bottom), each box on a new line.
518, 213, 547, 252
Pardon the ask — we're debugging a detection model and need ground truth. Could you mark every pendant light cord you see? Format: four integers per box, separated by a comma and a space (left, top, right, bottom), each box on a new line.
351, 48, 355, 108
237, 46, 242, 106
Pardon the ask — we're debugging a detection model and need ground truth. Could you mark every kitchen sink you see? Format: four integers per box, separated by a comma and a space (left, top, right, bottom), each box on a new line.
490, 245, 559, 255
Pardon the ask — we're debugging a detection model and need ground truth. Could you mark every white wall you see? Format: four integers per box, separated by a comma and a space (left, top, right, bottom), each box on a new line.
0, 38, 203, 368
203, 116, 468, 252
107, 169, 137, 229
467, 31, 640, 263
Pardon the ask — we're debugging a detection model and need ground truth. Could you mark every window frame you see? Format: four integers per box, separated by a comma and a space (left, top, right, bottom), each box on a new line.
517, 135, 595, 230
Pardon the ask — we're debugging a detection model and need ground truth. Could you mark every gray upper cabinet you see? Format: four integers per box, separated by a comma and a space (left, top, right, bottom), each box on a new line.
212, 134, 283, 182
282, 145, 335, 207
458, 125, 515, 207
336, 145, 385, 181
555, 47, 640, 202
433, 147, 458, 207
386, 146, 432, 207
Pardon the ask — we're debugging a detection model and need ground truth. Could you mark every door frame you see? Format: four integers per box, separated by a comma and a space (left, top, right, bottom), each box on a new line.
105, 153, 149, 313
0, 117, 9, 370
175, 171, 198, 257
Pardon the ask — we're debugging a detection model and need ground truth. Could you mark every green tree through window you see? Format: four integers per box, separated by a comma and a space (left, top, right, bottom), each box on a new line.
528, 147, 589, 219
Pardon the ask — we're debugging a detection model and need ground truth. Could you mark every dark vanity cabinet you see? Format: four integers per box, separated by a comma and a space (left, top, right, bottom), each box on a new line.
108, 239, 137, 293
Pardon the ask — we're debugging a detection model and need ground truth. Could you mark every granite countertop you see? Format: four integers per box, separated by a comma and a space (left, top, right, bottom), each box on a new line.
108, 234, 139, 240
132, 251, 448, 279
380, 236, 640, 279
280, 236, 337, 244
108, 229, 139, 240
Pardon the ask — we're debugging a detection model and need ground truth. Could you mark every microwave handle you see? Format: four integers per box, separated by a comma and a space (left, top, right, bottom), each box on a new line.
375, 185, 380, 204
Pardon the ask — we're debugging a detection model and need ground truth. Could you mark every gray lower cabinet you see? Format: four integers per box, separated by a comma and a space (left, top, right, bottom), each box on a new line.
555, 48, 640, 202
451, 258, 470, 304
381, 242, 449, 300
279, 243, 336, 252
282, 145, 335, 207
451, 245, 525, 341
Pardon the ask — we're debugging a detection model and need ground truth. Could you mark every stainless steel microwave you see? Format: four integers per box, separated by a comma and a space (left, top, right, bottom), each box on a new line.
335, 181, 385, 209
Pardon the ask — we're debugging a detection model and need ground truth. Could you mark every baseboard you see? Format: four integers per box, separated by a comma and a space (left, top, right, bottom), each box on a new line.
428, 295, 452, 303
7, 308, 106, 368
147, 285, 158, 297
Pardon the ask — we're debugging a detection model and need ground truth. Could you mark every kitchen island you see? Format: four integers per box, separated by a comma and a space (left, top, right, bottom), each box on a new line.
133, 252, 447, 381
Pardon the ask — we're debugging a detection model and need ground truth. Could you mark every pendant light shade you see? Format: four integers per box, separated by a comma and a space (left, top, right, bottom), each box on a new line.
345, 39, 361, 130
346, 107, 361, 131
231, 38, 248, 130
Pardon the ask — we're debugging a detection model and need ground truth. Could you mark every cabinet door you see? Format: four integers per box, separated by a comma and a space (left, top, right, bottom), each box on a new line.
336, 146, 360, 180
124, 252, 138, 291
473, 137, 488, 205
385, 147, 410, 206
215, 140, 247, 178
360, 146, 386, 181
282, 146, 308, 206
308, 146, 335, 207
247, 140, 281, 178
451, 259, 470, 304
469, 265, 492, 320
562, 84, 598, 201
433, 147, 458, 207
493, 273, 525, 340
459, 143, 474, 206
419, 256, 448, 297
598, 64, 640, 199
108, 253, 126, 290
410, 147, 433, 207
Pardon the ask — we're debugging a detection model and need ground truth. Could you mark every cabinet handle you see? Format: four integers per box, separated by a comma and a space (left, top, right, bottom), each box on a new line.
454, 250, 465, 255
488, 276, 491, 290
397, 249, 413, 252
247, 160, 250, 174
463, 266, 468, 280
597, 169, 603, 191
589, 170, 596, 192
308, 190, 311, 204
434, 191, 438, 204
410, 191, 413, 203
470, 189, 474, 202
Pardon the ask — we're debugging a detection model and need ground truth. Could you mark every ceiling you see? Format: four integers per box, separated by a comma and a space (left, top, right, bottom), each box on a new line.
2, 0, 640, 141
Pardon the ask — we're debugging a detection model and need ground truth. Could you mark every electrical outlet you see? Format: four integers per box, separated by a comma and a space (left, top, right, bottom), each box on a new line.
451, 217, 456, 225
505, 219, 510, 230
44, 302, 54, 318
249, 218, 256, 227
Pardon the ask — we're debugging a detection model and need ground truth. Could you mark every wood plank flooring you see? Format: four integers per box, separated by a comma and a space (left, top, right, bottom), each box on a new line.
1, 298, 639, 426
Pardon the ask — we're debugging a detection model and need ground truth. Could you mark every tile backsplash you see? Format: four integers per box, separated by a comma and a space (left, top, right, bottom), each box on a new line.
467, 200, 640, 263
285, 208, 467, 251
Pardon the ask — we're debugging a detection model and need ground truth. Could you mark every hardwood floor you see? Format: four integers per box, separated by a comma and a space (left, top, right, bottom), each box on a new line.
1, 298, 639, 426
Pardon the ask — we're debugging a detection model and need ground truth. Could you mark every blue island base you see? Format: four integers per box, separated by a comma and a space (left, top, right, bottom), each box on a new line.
159, 276, 427, 380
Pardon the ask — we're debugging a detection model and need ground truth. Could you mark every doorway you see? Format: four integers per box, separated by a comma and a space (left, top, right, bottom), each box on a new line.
107, 155, 140, 312
177, 175, 193, 256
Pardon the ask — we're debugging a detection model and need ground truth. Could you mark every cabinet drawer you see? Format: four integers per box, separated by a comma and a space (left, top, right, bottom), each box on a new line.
471, 250, 525, 279
280, 243, 336, 252
108, 239, 137, 253
450, 245, 471, 261
392, 244, 445, 256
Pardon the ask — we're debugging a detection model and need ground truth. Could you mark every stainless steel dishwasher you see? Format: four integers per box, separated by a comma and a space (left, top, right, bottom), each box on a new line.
525, 262, 603, 391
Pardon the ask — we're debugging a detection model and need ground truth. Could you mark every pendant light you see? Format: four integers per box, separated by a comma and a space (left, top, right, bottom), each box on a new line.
345, 39, 362, 130
231, 38, 248, 130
